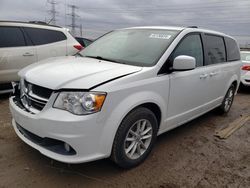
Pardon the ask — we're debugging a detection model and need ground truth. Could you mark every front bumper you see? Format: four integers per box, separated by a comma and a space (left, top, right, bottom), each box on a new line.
9, 96, 108, 163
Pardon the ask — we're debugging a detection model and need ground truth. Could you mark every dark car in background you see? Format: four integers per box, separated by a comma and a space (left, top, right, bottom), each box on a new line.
75, 37, 93, 48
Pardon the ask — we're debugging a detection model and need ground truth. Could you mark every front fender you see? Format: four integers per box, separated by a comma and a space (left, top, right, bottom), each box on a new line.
99, 90, 166, 156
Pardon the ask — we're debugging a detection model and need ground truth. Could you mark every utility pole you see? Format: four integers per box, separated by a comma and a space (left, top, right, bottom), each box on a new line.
47, 0, 57, 25
80, 24, 83, 37
67, 4, 79, 36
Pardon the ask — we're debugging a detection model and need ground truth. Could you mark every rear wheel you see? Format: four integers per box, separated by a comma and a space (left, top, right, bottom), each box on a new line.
111, 107, 158, 169
217, 84, 236, 114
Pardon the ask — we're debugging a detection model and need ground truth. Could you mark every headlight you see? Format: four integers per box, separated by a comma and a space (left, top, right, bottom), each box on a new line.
53, 91, 106, 115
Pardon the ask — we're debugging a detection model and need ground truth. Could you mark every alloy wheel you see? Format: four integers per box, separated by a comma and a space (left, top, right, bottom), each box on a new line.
124, 119, 153, 160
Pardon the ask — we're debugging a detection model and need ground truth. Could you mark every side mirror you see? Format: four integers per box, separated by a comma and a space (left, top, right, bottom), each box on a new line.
173, 55, 196, 71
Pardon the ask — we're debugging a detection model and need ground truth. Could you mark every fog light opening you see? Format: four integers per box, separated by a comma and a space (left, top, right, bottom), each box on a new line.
64, 143, 71, 152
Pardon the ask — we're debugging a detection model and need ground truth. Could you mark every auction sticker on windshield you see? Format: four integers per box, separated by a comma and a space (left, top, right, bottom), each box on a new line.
149, 34, 172, 39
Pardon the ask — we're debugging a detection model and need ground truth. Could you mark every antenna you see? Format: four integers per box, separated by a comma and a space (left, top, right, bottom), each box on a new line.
47, 0, 58, 25
67, 4, 79, 36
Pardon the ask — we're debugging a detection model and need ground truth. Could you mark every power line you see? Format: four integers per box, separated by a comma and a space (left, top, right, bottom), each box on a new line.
47, 0, 58, 25
67, 4, 79, 36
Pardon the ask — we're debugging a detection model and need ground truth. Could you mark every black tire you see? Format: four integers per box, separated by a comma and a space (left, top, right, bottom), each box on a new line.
217, 84, 236, 114
111, 107, 158, 169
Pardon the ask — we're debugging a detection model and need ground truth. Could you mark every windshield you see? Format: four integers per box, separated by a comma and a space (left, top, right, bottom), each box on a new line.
241, 52, 250, 61
80, 29, 179, 67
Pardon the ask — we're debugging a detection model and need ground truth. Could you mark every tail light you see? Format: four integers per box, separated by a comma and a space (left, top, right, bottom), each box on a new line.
242, 66, 250, 71
73, 44, 83, 51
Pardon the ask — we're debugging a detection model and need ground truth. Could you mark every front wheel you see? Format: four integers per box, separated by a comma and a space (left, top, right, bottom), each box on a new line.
111, 107, 158, 169
217, 84, 236, 114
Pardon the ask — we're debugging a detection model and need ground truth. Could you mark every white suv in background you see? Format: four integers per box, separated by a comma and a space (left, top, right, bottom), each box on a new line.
0, 21, 82, 93
10, 26, 241, 168
240, 51, 250, 86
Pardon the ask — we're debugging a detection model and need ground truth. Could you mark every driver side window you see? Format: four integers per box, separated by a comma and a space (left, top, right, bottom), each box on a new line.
171, 34, 204, 67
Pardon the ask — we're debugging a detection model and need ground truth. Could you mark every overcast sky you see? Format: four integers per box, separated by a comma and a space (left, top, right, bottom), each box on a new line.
0, 0, 250, 45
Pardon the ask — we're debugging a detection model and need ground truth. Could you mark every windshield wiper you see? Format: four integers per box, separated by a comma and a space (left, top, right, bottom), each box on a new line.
84, 55, 123, 64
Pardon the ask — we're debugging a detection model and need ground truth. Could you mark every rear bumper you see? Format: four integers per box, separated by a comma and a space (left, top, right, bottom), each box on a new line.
0, 83, 13, 94
240, 71, 250, 86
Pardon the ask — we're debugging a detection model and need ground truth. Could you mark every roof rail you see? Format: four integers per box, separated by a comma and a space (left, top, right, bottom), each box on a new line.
29, 21, 48, 25
0, 20, 62, 28
28, 21, 62, 28
187, 26, 198, 28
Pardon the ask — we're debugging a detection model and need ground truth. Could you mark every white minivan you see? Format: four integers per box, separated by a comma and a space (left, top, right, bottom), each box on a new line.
9, 26, 241, 168
0, 21, 82, 93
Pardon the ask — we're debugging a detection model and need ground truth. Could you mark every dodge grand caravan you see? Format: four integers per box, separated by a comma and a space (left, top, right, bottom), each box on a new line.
9, 26, 241, 168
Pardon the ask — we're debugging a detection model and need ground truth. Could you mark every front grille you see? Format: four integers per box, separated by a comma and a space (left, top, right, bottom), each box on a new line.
30, 97, 46, 111
20, 80, 53, 113
32, 84, 53, 99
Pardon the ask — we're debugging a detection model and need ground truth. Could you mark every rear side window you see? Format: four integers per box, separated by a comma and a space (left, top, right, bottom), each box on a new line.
0, 26, 26, 47
224, 37, 240, 61
171, 34, 204, 67
204, 35, 226, 65
24, 28, 66, 45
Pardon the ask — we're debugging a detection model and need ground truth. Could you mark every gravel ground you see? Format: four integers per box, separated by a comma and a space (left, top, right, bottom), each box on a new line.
0, 88, 249, 188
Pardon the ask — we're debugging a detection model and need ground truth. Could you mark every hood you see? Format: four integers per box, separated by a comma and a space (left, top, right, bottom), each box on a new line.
19, 56, 142, 90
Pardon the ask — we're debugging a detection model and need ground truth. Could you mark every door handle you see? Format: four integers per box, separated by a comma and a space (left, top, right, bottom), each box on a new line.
200, 74, 208, 79
209, 72, 218, 77
23, 52, 34, 57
